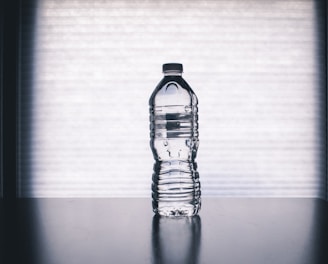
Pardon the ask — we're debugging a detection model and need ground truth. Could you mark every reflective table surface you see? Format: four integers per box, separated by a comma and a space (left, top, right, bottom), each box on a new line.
3, 198, 328, 264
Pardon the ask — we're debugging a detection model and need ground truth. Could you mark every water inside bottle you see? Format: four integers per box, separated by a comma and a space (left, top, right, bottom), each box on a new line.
150, 101, 200, 216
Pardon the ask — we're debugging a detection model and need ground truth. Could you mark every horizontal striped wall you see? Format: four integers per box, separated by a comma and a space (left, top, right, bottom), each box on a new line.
18, 0, 327, 198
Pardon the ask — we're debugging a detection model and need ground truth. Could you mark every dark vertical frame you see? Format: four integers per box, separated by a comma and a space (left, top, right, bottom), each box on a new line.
313, 0, 327, 201
2, 0, 20, 262
325, 0, 328, 201
3, 0, 20, 200
19, 0, 38, 198
326, 0, 328, 201
321, 0, 328, 201
0, 2, 3, 263
0, 0, 4, 198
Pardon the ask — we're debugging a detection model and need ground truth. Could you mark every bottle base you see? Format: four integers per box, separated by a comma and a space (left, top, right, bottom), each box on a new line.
153, 201, 201, 217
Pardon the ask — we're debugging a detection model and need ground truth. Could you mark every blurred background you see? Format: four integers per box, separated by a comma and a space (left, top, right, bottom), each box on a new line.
4, 0, 327, 198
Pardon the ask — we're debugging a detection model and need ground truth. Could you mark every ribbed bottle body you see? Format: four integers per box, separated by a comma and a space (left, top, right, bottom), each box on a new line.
149, 74, 201, 216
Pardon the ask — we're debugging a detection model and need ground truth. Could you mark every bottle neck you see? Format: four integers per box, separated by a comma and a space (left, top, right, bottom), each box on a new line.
163, 71, 182, 77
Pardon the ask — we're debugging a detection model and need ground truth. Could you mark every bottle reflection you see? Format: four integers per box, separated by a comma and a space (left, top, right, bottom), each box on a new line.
152, 215, 201, 264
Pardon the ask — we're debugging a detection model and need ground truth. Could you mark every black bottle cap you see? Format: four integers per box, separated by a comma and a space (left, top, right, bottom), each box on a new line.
162, 63, 183, 73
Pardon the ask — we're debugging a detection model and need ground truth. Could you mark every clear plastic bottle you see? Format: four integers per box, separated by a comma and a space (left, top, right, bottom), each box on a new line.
149, 63, 201, 216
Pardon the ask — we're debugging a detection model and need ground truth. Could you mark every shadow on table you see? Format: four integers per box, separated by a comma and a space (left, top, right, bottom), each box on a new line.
152, 215, 201, 264
309, 200, 328, 263
16, 199, 41, 264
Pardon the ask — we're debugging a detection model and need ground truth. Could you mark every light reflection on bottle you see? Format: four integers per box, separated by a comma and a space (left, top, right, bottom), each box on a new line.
152, 215, 201, 264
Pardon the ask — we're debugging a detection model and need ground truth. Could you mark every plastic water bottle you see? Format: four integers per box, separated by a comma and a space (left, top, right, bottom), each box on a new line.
149, 63, 201, 216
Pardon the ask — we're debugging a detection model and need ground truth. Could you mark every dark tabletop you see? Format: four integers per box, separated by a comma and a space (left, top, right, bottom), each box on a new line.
2, 198, 328, 264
